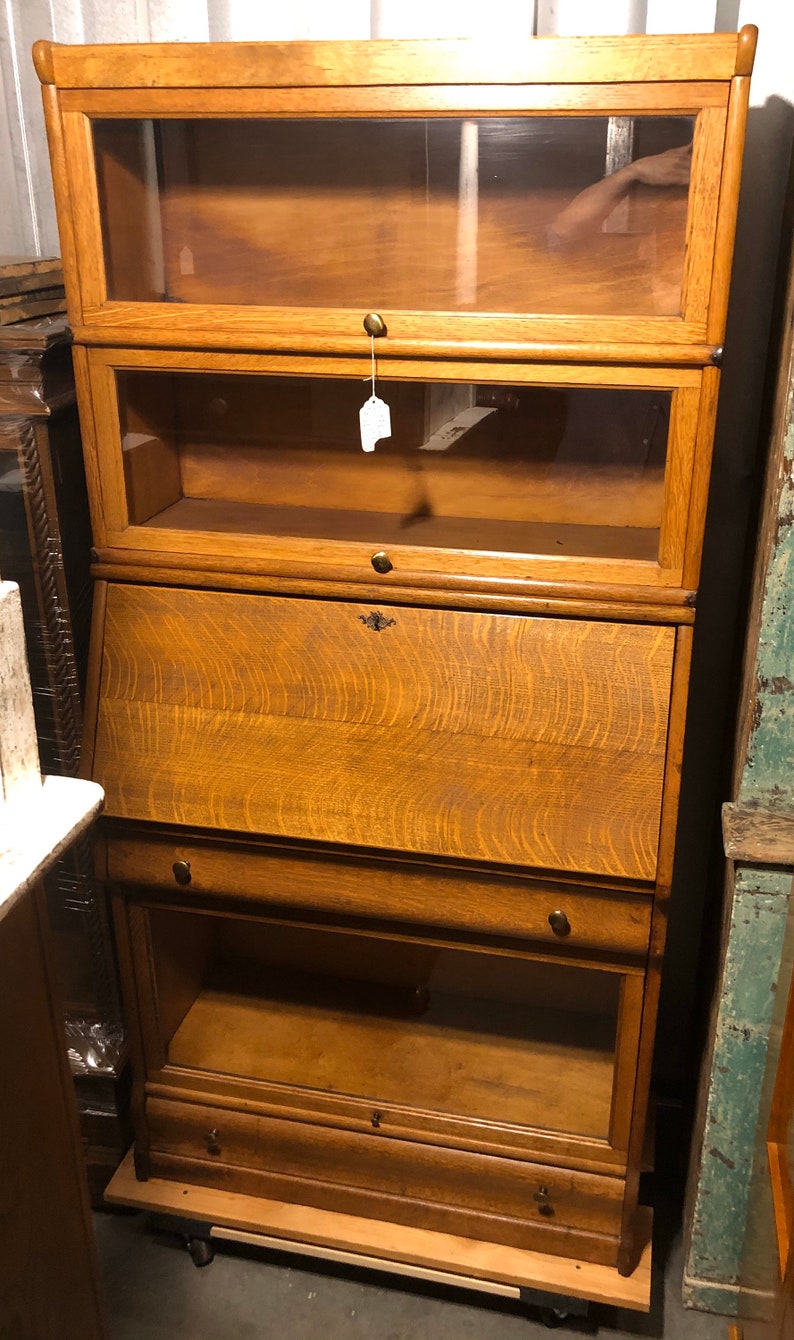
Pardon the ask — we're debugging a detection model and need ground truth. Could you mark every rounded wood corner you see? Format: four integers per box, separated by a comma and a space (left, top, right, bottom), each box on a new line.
32, 40, 56, 85
736, 24, 758, 77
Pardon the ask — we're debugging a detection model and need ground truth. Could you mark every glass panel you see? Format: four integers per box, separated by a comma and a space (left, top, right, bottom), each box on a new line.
94, 116, 694, 317
149, 909, 620, 1141
117, 369, 670, 562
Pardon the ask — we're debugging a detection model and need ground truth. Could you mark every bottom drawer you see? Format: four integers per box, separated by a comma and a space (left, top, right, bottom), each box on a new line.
145, 1095, 626, 1265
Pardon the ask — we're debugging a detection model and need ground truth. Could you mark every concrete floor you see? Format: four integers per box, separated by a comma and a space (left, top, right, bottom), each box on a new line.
94, 1147, 733, 1339
94, 1211, 731, 1339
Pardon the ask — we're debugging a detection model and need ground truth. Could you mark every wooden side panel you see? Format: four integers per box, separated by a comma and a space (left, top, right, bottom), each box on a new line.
0, 888, 105, 1340
93, 586, 675, 880
92, 120, 164, 304
148, 907, 216, 1052
118, 369, 182, 525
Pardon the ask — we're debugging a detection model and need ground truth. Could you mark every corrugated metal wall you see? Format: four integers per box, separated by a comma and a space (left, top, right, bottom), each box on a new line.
0, 0, 746, 258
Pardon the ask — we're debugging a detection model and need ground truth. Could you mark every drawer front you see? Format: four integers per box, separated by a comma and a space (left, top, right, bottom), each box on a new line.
107, 834, 652, 957
145, 1095, 624, 1259
94, 584, 674, 880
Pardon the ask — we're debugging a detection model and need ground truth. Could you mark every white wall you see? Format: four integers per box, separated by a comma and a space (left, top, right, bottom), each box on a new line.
3, 0, 773, 259
0, 0, 540, 255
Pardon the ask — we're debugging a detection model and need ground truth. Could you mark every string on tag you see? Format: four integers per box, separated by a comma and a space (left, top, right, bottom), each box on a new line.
359, 333, 392, 453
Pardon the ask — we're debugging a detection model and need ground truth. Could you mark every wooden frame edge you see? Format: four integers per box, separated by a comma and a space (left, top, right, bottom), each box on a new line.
41, 33, 747, 92
105, 1147, 653, 1310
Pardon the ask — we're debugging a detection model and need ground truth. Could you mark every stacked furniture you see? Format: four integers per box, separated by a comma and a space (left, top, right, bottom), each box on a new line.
0, 256, 65, 326
36, 28, 755, 1306
0, 579, 105, 1340
0, 306, 127, 1202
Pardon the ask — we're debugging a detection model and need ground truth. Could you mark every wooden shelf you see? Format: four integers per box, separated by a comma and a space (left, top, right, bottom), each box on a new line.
143, 497, 661, 562
166, 969, 617, 1140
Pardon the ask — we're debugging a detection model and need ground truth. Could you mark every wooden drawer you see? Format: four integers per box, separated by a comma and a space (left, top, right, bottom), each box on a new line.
93, 584, 675, 881
107, 832, 652, 957
145, 1095, 625, 1263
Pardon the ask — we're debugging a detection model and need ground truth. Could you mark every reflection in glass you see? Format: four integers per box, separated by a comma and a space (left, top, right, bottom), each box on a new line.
94, 116, 694, 317
117, 369, 670, 561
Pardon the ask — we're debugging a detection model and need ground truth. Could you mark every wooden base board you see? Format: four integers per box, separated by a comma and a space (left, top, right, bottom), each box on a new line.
105, 1148, 652, 1312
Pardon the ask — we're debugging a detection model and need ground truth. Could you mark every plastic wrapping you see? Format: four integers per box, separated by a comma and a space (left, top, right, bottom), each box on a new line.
65, 1018, 125, 1076
0, 313, 124, 1047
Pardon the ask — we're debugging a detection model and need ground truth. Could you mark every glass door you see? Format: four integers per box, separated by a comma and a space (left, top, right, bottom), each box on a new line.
92, 115, 695, 321
86, 350, 703, 587
134, 902, 645, 1163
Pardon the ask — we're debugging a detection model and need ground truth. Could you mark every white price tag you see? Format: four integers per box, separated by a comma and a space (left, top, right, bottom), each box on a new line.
359, 394, 392, 453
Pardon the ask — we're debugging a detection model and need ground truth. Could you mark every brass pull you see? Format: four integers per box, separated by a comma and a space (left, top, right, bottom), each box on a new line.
371, 1111, 382, 1129
204, 1128, 221, 1155
371, 551, 393, 575
548, 909, 570, 938
363, 312, 387, 338
172, 860, 192, 886
534, 1185, 554, 1217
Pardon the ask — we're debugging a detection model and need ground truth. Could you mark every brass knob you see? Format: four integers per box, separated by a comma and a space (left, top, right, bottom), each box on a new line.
548, 909, 570, 938
172, 859, 192, 886
371, 1111, 382, 1129
363, 312, 387, 338
534, 1185, 554, 1217
204, 1128, 221, 1155
371, 551, 393, 574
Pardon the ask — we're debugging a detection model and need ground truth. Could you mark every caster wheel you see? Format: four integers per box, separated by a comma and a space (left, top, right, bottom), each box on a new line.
186, 1236, 214, 1267
538, 1306, 568, 1328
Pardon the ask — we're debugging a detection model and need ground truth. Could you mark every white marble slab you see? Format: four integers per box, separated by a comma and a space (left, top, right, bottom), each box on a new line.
0, 774, 104, 925
0, 582, 40, 811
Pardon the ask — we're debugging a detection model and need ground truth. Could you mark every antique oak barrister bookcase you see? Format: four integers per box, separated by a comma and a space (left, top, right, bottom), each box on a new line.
35, 28, 755, 1301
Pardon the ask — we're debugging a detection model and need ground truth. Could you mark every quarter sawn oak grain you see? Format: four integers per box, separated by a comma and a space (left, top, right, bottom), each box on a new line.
38, 28, 754, 1295
93, 585, 674, 881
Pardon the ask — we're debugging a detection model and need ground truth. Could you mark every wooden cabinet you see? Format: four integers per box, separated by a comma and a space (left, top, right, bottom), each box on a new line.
37, 27, 756, 1301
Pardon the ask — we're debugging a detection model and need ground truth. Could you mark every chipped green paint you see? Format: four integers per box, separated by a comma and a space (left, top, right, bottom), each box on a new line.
683, 1280, 744, 1314
739, 405, 794, 803
685, 387, 794, 1316
684, 872, 790, 1314
685, 362, 794, 1315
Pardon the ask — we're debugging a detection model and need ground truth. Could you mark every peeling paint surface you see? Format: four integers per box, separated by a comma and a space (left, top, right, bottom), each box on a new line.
686, 364, 794, 1314
740, 406, 794, 803
682, 1278, 742, 1315
685, 872, 791, 1311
